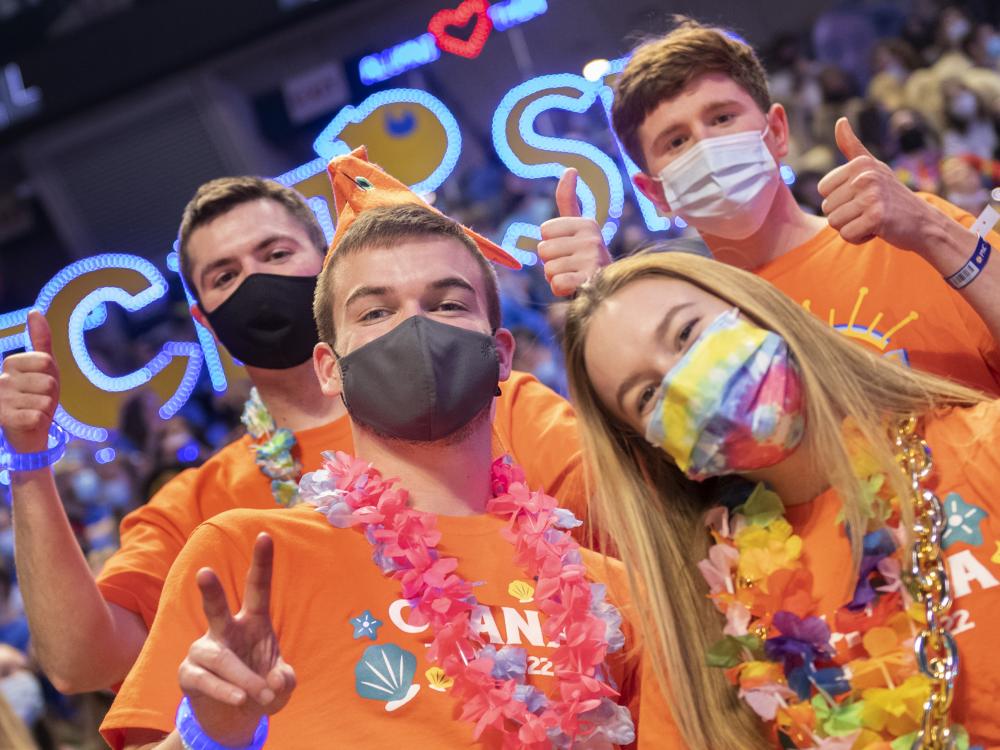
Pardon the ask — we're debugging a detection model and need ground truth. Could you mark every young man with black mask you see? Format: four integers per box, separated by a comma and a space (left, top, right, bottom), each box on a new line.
0, 168, 587, 695
99, 155, 682, 749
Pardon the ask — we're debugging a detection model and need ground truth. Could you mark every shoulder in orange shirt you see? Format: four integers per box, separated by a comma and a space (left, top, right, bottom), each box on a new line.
756, 194, 1000, 395
785, 400, 1000, 747
97, 372, 585, 630
100, 504, 681, 749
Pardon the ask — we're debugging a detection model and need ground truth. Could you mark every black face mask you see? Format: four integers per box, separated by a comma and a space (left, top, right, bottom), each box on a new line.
337, 316, 500, 442
898, 127, 926, 154
203, 273, 319, 370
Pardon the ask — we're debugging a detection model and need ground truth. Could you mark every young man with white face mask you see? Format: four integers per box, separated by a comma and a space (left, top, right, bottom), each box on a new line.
538, 18, 1000, 395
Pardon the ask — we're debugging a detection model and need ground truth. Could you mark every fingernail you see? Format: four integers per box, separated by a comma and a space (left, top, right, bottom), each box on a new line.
259, 688, 275, 705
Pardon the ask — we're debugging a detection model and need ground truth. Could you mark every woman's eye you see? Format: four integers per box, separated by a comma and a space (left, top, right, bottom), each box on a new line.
677, 319, 697, 347
637, 385, 657, 415
668, 135, 687, 151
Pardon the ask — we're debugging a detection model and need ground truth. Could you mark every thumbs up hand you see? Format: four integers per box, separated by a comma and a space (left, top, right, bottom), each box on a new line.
538, 168, 612, 297
817, 117, 946, 255
0, 311, 61, 454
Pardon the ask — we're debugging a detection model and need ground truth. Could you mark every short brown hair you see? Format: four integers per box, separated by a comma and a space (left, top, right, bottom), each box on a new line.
178, 177, 326, 305
313, 204, 501, 347
612, 17, 771, 171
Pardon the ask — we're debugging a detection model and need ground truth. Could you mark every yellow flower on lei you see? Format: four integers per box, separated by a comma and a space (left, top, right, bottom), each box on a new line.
860, 675, 930, 737
734, 518, 803, 586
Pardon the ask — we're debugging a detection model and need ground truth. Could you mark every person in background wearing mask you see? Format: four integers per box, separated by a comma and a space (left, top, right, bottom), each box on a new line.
887, 108, 943, 193
0, 162, 587, 696
941, 79, 998, 160
540, 17, 1000, 395
99, 162, 681, 750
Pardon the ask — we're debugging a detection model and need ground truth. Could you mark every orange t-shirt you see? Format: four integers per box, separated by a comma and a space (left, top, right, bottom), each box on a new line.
96, 371, 585, 629
99, 507, 683, 749
785, 401, 1000, 747
756, 193, 1000, 394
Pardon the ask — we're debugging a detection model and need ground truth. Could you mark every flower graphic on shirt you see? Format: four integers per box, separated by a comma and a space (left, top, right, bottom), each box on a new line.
803, 287, 916, 366
350, 610, 384, 641
941, 492, 988, 550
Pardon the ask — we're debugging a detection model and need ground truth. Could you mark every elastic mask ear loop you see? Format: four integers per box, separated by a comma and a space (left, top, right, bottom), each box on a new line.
490, 327, 502, 397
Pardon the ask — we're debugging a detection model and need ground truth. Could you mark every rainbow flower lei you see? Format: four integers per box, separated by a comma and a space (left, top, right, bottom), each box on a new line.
698, 454, 971, 749
241, 387, 301, 507
298, 451, 634, 749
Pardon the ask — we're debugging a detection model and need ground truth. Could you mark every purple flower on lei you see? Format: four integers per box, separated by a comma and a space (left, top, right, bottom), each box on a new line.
479, 645, 528, 681
552, 508, 583, 530
513, 684, 549, 714
298, 469, 359, 527
543, 528, 582, 565
846, 528, 897, 611
578, 698, 637, 746
764, 611, 834, 675
589, 584, 626, 654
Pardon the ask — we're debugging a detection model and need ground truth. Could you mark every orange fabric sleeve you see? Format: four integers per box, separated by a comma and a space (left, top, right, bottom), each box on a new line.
917, 193, 1000, 375
492, 371, 588, 523
95, 468, 204, 628
100, 520, 251, 750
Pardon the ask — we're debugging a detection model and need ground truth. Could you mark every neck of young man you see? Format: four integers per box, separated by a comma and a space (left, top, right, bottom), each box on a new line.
351, 411, 495, 518
702, 186, 829, 271
248, 360, 346, 432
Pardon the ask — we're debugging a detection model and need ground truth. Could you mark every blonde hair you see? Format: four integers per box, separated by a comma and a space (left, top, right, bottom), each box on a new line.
563, 251, 984, 750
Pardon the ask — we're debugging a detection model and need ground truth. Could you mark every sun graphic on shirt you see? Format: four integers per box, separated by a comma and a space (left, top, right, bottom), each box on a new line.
802, 287, 917, 366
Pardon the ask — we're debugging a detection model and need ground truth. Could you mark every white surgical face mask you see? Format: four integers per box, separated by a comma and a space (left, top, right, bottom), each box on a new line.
949, 91, 978, 121
654, 126, 780, 240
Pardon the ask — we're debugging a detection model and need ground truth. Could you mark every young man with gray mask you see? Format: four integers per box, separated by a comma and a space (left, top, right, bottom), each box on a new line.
0, 170, 587, 696
99, 155, 682, 750
538, 18, 1000, 395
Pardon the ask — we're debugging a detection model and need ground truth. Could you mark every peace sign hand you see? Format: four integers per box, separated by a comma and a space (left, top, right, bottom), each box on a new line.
178, 534, 296, 747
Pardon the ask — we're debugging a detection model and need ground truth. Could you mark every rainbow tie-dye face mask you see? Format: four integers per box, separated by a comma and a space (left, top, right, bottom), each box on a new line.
644, 308, 806, 480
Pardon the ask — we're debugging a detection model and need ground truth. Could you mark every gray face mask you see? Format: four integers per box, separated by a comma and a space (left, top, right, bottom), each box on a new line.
337, 316, 500, 442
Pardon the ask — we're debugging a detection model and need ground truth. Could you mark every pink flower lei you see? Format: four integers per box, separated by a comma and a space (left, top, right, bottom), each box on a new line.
298, 452, 633, 749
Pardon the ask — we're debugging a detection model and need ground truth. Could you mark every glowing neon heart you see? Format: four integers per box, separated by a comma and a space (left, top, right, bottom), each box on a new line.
428, 0, 493, 59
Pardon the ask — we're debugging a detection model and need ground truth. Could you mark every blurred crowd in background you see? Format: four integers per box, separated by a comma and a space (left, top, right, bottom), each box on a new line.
1, 1, 1000, 746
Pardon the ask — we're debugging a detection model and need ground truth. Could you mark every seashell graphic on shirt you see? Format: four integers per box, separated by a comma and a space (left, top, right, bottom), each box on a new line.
424, 666, 454, 692
354, 643, 421, 711
507, 579, 535, 603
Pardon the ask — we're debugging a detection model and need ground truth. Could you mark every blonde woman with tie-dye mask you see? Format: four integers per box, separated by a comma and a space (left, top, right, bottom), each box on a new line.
563, 250, 1000, 750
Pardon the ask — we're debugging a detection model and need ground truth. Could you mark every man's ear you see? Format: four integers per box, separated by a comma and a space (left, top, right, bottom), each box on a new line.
313, 341, 343, 397
633, 172, 672, 215
766, 103, 791, 161
494, 328, 516, 382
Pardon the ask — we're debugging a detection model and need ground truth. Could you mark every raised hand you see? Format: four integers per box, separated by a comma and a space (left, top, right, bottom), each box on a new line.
0, 311, 60, 454
817, 117, 959, 256
178, 534, 295, 746
538, 168, 612, 297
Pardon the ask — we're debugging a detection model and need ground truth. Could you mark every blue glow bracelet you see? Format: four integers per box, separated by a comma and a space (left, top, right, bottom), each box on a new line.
0, 424, 68, 472
175, 696, 268, 750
